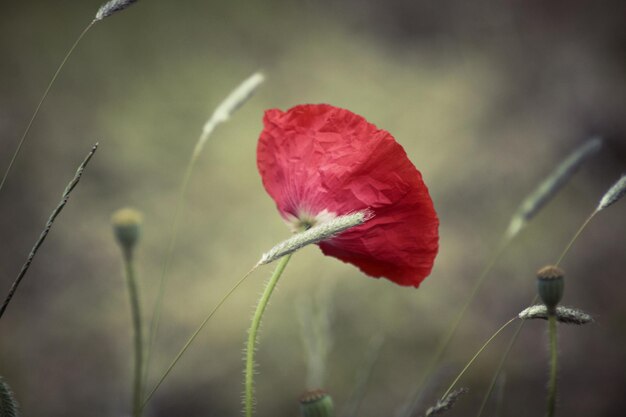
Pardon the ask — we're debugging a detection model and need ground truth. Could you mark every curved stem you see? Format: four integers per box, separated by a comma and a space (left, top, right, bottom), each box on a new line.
477, 209, 597, 416
475, 302, 532, 417
123, 250, 143, 417
440, 316, 517, 401
399, 235, 512, 417
555, 211, 597, 267
547, 315, 558, 417
0, 21, 94, 194
245, 254, 292, 417
141, 265, 258, 409
143, 153, 197, 392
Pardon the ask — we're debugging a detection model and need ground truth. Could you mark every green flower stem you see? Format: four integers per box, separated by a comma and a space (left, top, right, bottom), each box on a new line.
245, 254, 292, 417
123, 249, 144, 417
477, 209, 598, 417
547, 314, 558, 417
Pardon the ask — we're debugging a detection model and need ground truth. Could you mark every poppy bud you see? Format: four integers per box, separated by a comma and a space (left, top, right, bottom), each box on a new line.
111, 208, 143, 255
299, 389, 334, 417
537, 265, 564, 315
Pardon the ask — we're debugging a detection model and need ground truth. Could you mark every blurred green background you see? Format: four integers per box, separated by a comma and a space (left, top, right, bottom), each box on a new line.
1, 0, 625, 416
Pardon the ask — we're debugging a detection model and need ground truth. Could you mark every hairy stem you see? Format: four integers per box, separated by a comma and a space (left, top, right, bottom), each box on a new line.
141, 265, 258, 409
123, 250, 143, 417
477, 209, 597, 416
547, 314, 558, 417
245, 254, 292, 417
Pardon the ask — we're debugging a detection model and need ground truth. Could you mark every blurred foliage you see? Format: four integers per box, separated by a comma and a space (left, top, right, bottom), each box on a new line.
0, 0, 625, 416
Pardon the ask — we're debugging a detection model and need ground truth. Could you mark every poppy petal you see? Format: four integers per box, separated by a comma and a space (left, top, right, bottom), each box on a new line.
257, 104, 438, 287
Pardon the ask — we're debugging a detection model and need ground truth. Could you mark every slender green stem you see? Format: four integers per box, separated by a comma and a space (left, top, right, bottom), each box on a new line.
477, 208, 597, 416
475, 302, 532, 417
555, 211, 597, 267
0, 21, 94, 195
245, 254, 292, 417
143, 154, 197, 392
0, 144, 98, 320
400, 235, 512, 417
141, 265, 258, 409
440, 316, 517, 401
122, 250, 143, 417
547, 314, 558, 417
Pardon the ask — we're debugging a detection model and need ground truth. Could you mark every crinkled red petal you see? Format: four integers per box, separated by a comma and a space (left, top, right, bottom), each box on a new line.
257, 104, 439, 287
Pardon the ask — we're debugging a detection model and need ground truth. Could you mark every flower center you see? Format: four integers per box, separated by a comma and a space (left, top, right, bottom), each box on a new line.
288, 209, 337, 233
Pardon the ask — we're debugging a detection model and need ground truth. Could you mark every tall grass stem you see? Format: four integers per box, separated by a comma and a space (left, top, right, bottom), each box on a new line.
399, 235, 511, 417
245, 254, 292, 417
555, 211, 596, 267
144, 73, 264, 389
0, 22, 94, 195
0, 143, 98, 319
141, 265, 258, 409
439, 317, 517, 401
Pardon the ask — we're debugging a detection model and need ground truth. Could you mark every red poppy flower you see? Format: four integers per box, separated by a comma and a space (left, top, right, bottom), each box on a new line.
257, 104, 439, 287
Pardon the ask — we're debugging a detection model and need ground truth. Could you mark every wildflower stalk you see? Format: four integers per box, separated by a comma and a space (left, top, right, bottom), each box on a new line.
438, 316, 517, 401
1, 0, 140, 195
401, 138, 600, 415
399, 236, 511, 417
112, 207, 144, 417
0, 144, 98, 320
121, 248, 144, 417
476, 201, 603, 417
554, 211, 596, 266
144, 72, 264, 390
245, 254, 292, 417
141, 265, 258, 409
0, 22, 94, 195
474, 172, 626, 416
546, 314, 558, 417
475, 300, 533, 417
142, 212, 365, 409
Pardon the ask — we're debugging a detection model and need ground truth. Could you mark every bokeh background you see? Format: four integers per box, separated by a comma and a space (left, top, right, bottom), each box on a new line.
1, 0, 625, 416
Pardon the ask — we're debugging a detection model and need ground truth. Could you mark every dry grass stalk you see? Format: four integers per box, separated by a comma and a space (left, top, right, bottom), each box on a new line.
518, 305, 593, 325
597, 174, 626, 211
0, 377, 19, 417
0, 144, 98, 319
506, 137, 603, 238
425, 388, 468, 416
258, 210, 372, 265
95, 0, 139, 21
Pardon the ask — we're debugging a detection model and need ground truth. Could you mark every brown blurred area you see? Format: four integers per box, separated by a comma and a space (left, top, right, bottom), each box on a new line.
0, 0, 625, 416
